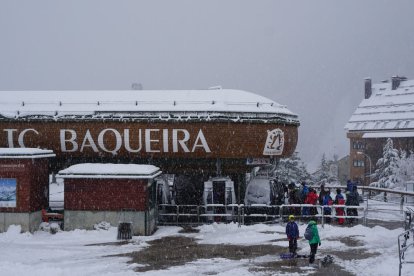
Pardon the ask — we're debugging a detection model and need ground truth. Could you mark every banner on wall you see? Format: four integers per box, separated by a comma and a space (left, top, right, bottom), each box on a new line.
0, 178, 17, 207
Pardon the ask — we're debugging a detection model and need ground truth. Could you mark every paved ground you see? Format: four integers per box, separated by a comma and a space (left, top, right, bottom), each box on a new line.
109, 223, 393, 275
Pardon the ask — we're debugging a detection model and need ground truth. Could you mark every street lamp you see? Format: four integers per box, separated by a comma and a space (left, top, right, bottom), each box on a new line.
356, 151, 372, 186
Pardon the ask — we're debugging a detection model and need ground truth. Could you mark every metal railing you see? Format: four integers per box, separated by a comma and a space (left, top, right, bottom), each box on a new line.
398, 226, 414, 276
310, 185, 414, 213
157, 203, 366, 227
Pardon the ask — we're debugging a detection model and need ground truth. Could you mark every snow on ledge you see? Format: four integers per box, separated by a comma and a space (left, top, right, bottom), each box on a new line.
57, 163, 161, 179
362, 131, 414, 138
0, 148, 55, 159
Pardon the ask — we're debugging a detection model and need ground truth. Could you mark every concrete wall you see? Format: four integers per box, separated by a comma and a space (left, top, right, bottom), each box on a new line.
64, 209, 156, 236
0, 211, 42, 233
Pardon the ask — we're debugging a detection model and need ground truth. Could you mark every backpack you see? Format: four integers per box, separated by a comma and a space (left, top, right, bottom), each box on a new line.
304, 225, 313, 240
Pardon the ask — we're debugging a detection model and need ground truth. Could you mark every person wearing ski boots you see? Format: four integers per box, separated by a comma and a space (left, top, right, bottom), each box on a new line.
285, 215, 299, 255
307, 218, 321, 264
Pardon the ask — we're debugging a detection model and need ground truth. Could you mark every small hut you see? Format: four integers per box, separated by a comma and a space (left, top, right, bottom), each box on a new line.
58, 163, 161, 235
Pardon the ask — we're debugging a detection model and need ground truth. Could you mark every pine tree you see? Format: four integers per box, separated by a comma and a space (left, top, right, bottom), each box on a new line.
273, 152, 309, 184
313, 153, 331, 184
373, 138, 400, 188
397, 150, 414, 185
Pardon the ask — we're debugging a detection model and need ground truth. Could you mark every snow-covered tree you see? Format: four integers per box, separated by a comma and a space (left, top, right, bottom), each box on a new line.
311, 153, 340, 184
313, 153, 330, 183
397, 150, 414, 184
372, 138, 400, 188
273, 152, 310, 184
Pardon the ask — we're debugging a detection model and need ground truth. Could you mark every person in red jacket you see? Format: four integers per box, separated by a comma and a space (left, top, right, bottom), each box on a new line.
305, 188, 319, 217
334, 188, 345, 225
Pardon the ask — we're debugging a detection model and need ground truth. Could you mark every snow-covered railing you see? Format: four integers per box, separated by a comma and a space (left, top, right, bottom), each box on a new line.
277, 204, 366, 227
398, 226, 414, 276
310, 185, 414, 213
157, 203, 366, 226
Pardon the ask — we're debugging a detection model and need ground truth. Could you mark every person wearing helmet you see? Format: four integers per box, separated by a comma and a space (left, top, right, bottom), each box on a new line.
285, 215, 299, 255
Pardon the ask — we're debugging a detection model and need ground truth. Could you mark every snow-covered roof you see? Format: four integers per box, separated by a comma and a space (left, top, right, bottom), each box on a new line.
57, 163, 161, 179
345, 78, 414, 133
0, 89, 299, 124
362, 131, 414, 138
0, 148, 55, 159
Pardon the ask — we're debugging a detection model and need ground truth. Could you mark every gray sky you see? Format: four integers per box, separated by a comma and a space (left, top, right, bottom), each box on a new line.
1, 0, 414, 171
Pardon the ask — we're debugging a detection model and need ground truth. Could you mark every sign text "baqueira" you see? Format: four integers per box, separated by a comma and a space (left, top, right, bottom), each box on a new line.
3, 128, 211, 155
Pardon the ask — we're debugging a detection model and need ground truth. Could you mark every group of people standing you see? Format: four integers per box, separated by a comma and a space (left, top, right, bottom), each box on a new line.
286, 180, 360, 225
284, 179, 361, 265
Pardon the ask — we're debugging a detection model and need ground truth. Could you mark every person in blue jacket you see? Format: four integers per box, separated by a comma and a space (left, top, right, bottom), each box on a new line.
285, 215, 299, 255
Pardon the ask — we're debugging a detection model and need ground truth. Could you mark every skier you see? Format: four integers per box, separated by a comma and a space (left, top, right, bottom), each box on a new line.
318, 183, 329, 205
306, 218, 321, 264
346, 185, 360, 224
288, 183, 301, 216
305, 188, 319, 218
346, 179, 354, 193
285, 215, 299, 255
334, 188, 345, 225
300, 182, 309, 203
322, 190, 333, 223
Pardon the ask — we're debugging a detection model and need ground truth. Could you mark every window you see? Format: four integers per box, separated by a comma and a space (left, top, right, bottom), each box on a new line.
394, 121, 402, 129
353, 160, 365, 167
353, 141, 365, 149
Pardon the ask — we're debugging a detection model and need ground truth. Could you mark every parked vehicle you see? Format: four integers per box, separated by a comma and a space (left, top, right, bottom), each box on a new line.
244, 175, 285, 222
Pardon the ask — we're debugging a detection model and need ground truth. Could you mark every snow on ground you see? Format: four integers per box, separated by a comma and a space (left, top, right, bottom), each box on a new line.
1, 202, 414, 275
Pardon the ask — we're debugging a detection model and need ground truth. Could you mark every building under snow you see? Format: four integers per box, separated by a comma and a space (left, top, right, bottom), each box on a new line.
0, 88, 299, 205
345, 76, 414, 185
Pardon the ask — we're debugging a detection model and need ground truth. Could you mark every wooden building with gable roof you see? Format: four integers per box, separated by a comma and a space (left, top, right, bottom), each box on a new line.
345, 76, 414, 185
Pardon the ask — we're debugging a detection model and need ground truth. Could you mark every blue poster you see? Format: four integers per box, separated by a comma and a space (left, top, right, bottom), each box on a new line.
0, 178, 17, 207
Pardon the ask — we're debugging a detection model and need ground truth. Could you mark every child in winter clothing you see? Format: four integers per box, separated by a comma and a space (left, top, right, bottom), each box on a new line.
307, 219, 321, 264
285, 215, 299, 255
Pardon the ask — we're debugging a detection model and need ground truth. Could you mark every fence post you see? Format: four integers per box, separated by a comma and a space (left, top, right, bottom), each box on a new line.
237, 205, 241, 227
401, 195, 404, 214
197, 205, 200, 224
321, 206, 325, 228
176, 205, 179, 224
279, 206, 283, 225
363, 206, 367, 226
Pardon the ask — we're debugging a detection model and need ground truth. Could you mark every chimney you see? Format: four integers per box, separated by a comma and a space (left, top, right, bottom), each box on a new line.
391, 76, 400, 90
364, 78, 372, 99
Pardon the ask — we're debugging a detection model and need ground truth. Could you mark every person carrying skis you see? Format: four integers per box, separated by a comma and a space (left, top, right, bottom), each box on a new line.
285, 215, 299, 255
334, 188, 345, 225
306, 218, 321, 264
